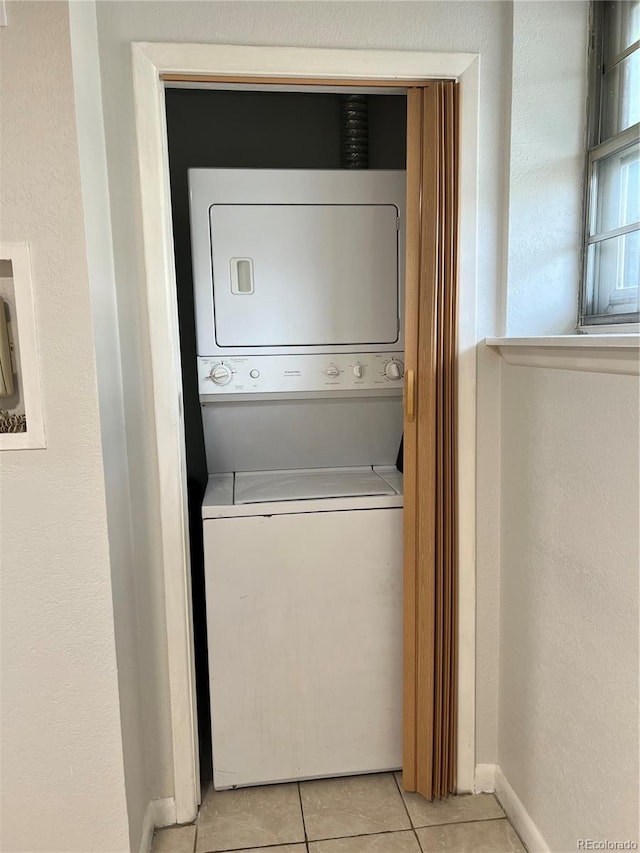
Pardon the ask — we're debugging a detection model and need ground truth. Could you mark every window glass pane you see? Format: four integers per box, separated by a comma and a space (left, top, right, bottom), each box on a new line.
583, 2, 640, 322
586, 231, 640, 315
591, 139, 640, 234
601, 49, 640, 138
604, 0, 640, 66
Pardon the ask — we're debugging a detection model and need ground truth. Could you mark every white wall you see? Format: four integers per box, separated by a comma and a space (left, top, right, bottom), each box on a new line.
477, 0, 590, 784
505, 1, 589, 334
488, 2, 640, 853
0, 3, 130, 850
492, 5, 638, 847
92, 0, 513, 799
68, 1, 150, 848
499, 363, 639, 850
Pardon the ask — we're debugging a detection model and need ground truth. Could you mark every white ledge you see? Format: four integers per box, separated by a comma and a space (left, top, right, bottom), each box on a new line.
485, 335, 640, 376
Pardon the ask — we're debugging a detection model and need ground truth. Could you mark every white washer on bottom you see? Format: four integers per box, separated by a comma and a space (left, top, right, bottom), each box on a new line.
202, 466, 403, 790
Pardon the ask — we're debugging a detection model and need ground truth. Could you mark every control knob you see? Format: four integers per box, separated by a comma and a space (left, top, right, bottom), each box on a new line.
209, 363, 232, 385
384, 359, 404, 381
353, 364, 365, 379
326, 365, 340, 378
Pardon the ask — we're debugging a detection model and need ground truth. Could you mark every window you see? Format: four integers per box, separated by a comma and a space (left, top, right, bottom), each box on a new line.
582, 0, 640, 326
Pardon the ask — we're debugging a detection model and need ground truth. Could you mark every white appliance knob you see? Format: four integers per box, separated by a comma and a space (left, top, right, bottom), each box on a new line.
326, 365, 340, 377
249, 369, 260, 379
384, 360, 404, 381
353, 364, 365, 379
209, 363, 232, 385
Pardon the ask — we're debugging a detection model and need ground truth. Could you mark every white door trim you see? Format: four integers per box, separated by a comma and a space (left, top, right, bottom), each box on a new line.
130, 42, 479, 821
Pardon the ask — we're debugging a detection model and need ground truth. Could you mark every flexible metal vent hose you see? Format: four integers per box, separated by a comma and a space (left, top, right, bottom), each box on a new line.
339, 94, 369, 169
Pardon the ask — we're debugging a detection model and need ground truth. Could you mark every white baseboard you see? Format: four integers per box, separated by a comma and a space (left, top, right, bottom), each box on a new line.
153, 797, 177, 828
138, 802, 156, 853
474, 763, 496, 793
138, 797, 177, 853
494, 767, 551, 853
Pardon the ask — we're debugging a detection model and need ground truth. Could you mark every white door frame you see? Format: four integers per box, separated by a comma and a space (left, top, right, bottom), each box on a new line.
131, 42, 479, 823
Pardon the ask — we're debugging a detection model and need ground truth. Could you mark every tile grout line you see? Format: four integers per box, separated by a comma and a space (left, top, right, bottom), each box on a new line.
194, 815, 517, 853
193, 793, 200, 853
303, 828, 432, 843
297, 781, 310, 851
411, 814, 510, 830
201, 840, 308, 852
392, 770, 424, 852
193, 788, 202, 853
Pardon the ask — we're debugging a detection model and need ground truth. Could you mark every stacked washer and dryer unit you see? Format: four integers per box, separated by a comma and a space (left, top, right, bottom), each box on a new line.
189, 168, 406, 790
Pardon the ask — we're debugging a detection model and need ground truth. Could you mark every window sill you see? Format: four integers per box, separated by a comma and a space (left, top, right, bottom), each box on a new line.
485, 335, 640, 376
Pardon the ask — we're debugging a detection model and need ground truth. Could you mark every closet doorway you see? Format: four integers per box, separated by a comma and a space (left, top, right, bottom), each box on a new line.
131, 43, 479, 823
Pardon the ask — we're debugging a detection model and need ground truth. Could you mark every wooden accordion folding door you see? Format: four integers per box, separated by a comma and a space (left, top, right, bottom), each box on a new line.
402, 81, 459, 801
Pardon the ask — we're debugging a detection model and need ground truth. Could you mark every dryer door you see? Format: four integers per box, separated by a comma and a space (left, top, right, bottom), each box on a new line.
209, 203, 400, 348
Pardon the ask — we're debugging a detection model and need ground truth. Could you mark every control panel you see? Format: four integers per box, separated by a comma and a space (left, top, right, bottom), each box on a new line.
198, 353, 405, 397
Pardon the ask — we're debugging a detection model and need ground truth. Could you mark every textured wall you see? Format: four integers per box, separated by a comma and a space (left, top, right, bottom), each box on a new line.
94, 0, 512, 797
0, 3, 129, 851
500, 364, 640, 850
476, 0, 590, 773
68, 1, 149, 847
506, 1, 588, 334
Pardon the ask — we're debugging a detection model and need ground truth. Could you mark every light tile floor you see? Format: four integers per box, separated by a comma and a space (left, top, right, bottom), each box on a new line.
152, 773, 525, 853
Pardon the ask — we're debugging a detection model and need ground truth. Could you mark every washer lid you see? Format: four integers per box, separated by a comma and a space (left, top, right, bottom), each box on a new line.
234, 466, 397, 504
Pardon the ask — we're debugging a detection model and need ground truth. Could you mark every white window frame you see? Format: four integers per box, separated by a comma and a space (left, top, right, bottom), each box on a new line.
581, 0, 640, 330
